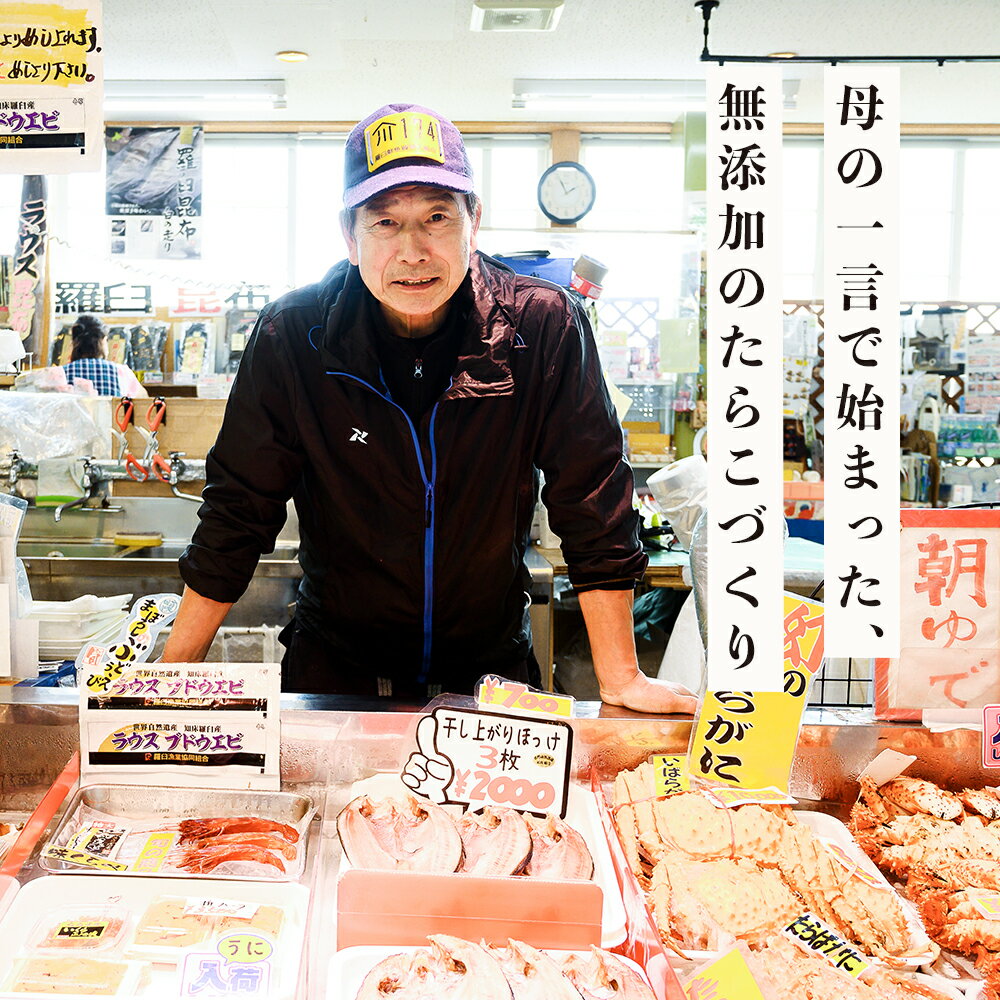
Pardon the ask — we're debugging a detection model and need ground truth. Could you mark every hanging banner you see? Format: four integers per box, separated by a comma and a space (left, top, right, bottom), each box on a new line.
8, 174, 47, 357
706, 64, 784, 692
874, 508, 999, 720
105, 125, 203, 259
0, 1, 103, 173
823, 67, 900, 658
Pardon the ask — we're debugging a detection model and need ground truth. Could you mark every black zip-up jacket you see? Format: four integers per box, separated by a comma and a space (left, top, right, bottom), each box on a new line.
180, 252, 647, 683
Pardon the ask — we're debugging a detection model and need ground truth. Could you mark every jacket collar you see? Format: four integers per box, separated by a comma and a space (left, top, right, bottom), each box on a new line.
316, 252, 517, 399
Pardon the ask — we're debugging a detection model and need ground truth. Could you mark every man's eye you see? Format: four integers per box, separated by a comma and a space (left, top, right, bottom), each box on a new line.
375, 218, 396, 227
428, 213, 447, 223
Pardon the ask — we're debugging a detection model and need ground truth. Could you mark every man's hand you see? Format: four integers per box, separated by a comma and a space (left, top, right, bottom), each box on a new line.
599, 669, 698, 715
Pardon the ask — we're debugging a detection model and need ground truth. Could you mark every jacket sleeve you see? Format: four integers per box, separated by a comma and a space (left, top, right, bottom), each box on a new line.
179, 310, 305, 603
531, 291, 648, 590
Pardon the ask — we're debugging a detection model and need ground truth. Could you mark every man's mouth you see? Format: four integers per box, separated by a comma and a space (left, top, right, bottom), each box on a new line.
394, 277, 438, 287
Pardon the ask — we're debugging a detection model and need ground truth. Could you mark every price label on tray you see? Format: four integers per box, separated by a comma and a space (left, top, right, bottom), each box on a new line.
41, 844, 130, 873
651, 755, 690, 797
972, 893, 1000, 919
401, 708, 573, 818
820, 838, 888, 890
783, 912, 872, 979
683, 948, 768, 1000
476, 676, 575, 719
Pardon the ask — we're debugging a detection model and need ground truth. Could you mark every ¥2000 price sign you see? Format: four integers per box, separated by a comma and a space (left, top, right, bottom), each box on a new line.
402, 708, 574, 818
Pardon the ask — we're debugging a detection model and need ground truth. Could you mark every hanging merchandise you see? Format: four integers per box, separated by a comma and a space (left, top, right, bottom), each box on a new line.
176, 321, 214, 376
130, 323, 168, 376
104, 326, 132, 367
222, 309, 258, 373
105, 126, 204, 260
48, 323, 73, 367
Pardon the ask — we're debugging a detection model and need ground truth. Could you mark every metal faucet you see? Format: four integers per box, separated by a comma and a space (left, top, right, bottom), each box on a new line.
167, 452, 203, 503
6, 450, 23, 492
53, 457, 117, 522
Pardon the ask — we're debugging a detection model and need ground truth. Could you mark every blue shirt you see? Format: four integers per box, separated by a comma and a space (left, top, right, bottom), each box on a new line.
63, 358, 122, 396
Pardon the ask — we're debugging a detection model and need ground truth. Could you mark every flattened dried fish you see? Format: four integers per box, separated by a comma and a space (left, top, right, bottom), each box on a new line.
561, 947, 656, 1000
458, 807, 532, 875
356, 935, 513, 1000
523, 814, 594, 880
337, 794, 462, 872
488, 939, 583, 999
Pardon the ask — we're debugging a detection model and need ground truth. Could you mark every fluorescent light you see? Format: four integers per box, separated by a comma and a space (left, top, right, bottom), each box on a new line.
104, 79, 288, 118
512, 78, 799, 112
471, 0, 563, 31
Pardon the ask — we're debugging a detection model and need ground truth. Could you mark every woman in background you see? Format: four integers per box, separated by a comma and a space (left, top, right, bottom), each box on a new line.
62, 314, 147, 397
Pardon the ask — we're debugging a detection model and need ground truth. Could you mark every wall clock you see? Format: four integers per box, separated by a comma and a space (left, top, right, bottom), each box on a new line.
537, 160, 596, 224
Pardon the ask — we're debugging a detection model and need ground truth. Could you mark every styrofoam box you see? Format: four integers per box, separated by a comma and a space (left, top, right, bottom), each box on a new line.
341, 773, 626, 947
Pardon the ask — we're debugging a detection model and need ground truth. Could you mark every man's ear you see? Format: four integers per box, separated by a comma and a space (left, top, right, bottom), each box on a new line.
469, 199, 482, 254
340, 210, 359, 266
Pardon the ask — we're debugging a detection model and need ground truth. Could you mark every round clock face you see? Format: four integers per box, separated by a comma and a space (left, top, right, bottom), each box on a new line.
537, 161, 596, 224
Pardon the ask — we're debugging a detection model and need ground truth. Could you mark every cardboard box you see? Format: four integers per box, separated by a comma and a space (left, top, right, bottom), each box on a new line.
113, 397, 227, 461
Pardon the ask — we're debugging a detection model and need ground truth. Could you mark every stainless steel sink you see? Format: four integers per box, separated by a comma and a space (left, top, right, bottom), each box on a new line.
18, 541, 298, 561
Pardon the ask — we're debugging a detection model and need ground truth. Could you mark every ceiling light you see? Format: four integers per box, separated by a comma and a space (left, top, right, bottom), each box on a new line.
471, 0, 563, 32
104, 79, 288, 118
276, 50, 309, 62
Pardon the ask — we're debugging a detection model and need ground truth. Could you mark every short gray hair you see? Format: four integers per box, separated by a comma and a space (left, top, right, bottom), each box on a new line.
342, 190, 480, 236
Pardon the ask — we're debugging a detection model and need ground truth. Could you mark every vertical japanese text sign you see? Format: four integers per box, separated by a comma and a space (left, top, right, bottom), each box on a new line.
706, 65, 784, 692
0, 2, 104, 173
823, 68, 900, 657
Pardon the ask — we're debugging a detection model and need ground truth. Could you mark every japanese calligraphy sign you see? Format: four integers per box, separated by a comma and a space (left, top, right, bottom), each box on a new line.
180, 931, 274, 998
651, 754, 690, 797
706, 64, 784, 692
874, 509, 999, 720
78, 642, 281, 790
401, 708, 573, 818
54, 280, 153, 315
783, 912, 872, 979
689, 594, 824, 793
683, 948, 768, 1000
9, 175, 46, 345
986, 706, 1000, 769
0, 2, 102, 173
823, 67, 901, 657
105, 125, 203, 259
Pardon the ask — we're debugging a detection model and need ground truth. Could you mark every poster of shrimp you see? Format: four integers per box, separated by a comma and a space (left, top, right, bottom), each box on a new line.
875, 508, 1000, 720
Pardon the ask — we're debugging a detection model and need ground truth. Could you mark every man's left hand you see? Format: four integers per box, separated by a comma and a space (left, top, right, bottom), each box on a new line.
600, 670, 698, 715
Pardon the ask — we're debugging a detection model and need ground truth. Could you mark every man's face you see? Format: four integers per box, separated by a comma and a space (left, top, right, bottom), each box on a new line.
343, 185, 480, 337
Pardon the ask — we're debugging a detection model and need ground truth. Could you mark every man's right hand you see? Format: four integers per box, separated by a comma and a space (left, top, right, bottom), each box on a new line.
600, 670, 698, 715
159, 585, 233, 662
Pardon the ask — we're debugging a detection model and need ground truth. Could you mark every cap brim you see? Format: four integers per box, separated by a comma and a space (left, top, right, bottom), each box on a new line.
343, 165, 474, 209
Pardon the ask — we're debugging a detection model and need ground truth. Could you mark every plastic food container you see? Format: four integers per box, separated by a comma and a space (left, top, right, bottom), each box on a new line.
1, 955, 148, 996
28, 903, 131, 954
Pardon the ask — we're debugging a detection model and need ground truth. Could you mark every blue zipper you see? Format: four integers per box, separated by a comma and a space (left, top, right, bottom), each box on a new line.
327, 369, 442, 682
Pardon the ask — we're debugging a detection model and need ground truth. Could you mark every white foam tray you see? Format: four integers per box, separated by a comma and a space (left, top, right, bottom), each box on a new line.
0, 875, 309, 1000
331, 944, 652, 1000
340, 773, 626, 948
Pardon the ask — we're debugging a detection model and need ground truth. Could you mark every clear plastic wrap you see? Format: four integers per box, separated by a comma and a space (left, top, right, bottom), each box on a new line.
0, 394, 111, 461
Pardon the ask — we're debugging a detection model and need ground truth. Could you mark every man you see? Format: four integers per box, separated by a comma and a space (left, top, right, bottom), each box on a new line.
163, 102, 695, 714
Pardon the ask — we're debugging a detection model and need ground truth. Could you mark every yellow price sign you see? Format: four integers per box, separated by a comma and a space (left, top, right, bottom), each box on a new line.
683, 949, 767, 1000
689, 594, 824, 793
972, 894, 1000, 919
651, 755, 690, 797
477, 678, 574, 718
217, 933, 273, 966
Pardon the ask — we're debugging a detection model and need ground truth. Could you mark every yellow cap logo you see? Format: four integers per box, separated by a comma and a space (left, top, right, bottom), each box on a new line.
364, 112, 444, 172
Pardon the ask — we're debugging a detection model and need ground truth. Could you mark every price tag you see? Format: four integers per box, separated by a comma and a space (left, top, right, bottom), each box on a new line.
983, 705, 1000, 768
705, 786, 797, 808
689, 594, 824, 793
179, 933, 273, 996
651, 755, 690, 797
477, 676, 575, 719
132, 831, 177, 873
401, 708, 573, 818
783, 912, 871, 978
184, 899, 260, 919
42, 844, 130, 873
820, 838, 888, 891
67, 823, 130, 858
56, 921, 109, 940
972, 894, 1000, 919
683, 949, 768, 1000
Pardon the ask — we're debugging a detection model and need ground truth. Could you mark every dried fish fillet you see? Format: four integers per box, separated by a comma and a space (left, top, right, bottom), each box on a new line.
561, 947, 655, 1000
458, 807, 532, 876
356, 935, 513, 1000
523, 814, 594, 880
488, 939, 583, 1000
337, 795, 462, 873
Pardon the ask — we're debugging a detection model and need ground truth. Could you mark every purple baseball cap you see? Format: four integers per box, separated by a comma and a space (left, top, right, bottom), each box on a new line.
343, 103, 475, 209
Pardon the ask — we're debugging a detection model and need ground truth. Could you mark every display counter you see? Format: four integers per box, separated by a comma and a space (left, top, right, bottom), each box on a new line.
1, 689, 994, 997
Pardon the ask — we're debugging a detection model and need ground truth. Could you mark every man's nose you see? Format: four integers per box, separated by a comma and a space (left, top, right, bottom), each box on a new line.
395, 225, 431, 263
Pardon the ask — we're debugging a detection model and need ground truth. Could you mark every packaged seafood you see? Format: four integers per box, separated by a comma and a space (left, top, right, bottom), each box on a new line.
28, 904, 130, 954
336, 773, 625, 946
330, 938, 656, 1000
1, 955, 148, 996
41, 784, 313, 881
